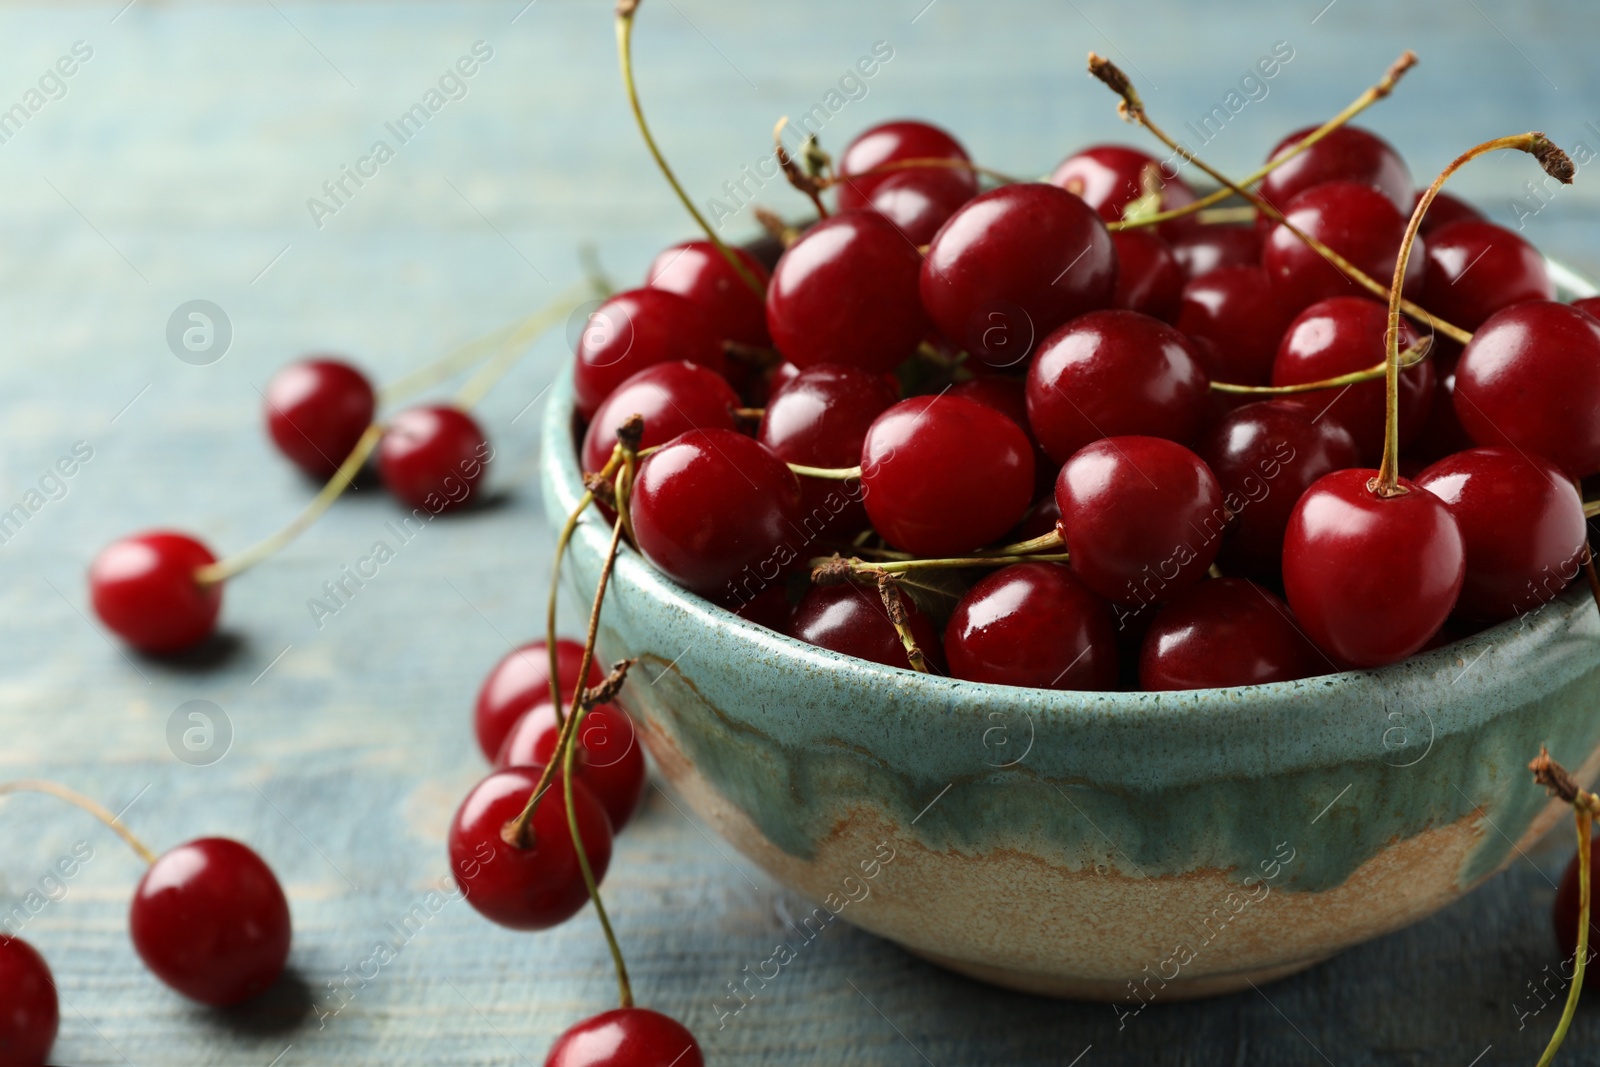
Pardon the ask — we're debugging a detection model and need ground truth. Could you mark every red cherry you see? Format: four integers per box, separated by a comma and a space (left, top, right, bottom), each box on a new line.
1412, 359, 1477, 466
1049, 144, 1197, 236
130, 838, 291, 1006
631, 429, 804, 606
1415, 189, 1484, 236
945, 562, 1117, 689
1271, 296, 1432, 462
1176, 266, 1294, 386
1168, 224, 1261, 279
646, 241, 771, 347
449, 767, 613, 931
475, 639, 605, 762
864, 166, 977, 246
1012, 490, 1062, 542
1257, 125, 1412, 216
1573, 296, 1600, 320
1553, 840, 1600, 988
1262, 181, 1425, 313
1282, 469, 1465, 667
263, 358, 376, 479
378, 405, 491, 512
581, 362, 739, 475
1054, 436, 1225, 605
1454, 301, 1600, 478
1110, 230, 1185, 322
860, 395, 1034, 557
921, 183, 1117, 367
1139, 578, 1325, 690
789, 582, 943, 672
89, 531, 222, 654
0, 935, 57, 1065
1025, 309, 1211, 466
544, 1007, 703, 1067
573, 289, 725, 419
1416, 447, 1587, 623
1420, 220, 1552, 331
731, 582, 794, 631
765, 212, 927, 375
835, 119, 976, 212
496, 702, 647, 831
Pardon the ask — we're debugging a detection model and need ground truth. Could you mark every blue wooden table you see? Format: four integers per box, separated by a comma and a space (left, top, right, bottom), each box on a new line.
3, 1, 1600, 1063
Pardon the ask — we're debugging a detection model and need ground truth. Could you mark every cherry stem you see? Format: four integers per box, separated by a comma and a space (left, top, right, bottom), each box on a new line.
875, 575, 933, 673
1107, 50, 1417, 232
616, 0, 765, 299
1529, 747, 1596, 1066
787, 462, 862, 480
0, 780, 158, 865
772, 118, 831, 220
1377, 132, 1573, 495
454, 286, 596, 409
1212, 337, 1432, 395
1086, 53, 1473, 347
1585, 501, 1600, 519
562, 699, 634, 1010
548, 447, 627, 720
813, 550, 1071, 579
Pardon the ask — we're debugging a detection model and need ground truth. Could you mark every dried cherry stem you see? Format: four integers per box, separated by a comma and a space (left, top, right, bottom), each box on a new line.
0, 780, 157, 865
1529, 747, 1596, 1067
563, 700, 634, 1009
1211, 337, 1432, 395
1107, 50, 1417, 232
616, 0, 765, 298
1087, 53, 1472, 347
1375, 133, 1573, 495
812, 550, 1070, 579
454, 286, 594, 409
876, 575, 933, 673
773, 118, 830, 220
787, 462, 862, 480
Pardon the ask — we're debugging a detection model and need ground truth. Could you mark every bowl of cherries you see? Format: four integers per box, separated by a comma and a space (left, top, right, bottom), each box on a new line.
542, 36, 1600, 1002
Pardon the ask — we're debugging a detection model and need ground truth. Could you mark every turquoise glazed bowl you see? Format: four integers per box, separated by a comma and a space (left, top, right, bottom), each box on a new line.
539, 291, 1600, 1000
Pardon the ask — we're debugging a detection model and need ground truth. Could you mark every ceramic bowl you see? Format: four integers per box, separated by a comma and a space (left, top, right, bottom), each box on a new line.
538, 269, 1600, 1000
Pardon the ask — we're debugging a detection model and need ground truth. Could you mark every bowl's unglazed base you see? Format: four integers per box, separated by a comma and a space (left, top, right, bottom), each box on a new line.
905, 949, 1326, 1001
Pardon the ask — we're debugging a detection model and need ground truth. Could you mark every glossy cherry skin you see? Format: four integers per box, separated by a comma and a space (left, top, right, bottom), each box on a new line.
945, 562, 1117, 690
544, 1007, 704, 1067
1553, 842, 1600, 989
1025, 309, 1210, 466
1054, 436, 1226, 605
1110, 230, 1185, 323
1416, 447, 1587, 623
765, 212, 927, 375
89, 531, 222, 654
1168, 224, 1261, 279
1050, 144, 1198, 237
0, 935, 57, 1066
573, 288, 725, 419
1176, 266, 1294, 386
130, 838, 291, 1006
1258, 125, 1412, 216
865, 167, 976, 246
1271, 296, 1431, 462
449, 767, 613, 931
646, 240, 770, 347
860, 395, 1034, 557
1416, 190, 1484, 236
835, 119, 976, 212
1262, 181, 1425, 313
263, 358, 376, 478
790, 582, 943, 673
496, 702, 647, 831
1140, 578, 1325, 690
1197, 400, 1361, 580
581, 362, 738, 474
921, 183, 1117, 367
378, 405, 491, 512
631, 429, 804, 606
1454, 301, 1600, 478
1282, 469, 1466, 667
1572, 296, 1600, 320
1420, 220, 1552, 331
474, 639, 605, 762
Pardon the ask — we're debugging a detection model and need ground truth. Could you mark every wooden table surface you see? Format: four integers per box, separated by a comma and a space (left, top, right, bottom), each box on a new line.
3, 1, 1600, 1063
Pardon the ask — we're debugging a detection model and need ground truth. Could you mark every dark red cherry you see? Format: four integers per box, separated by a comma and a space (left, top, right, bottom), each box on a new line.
1416, 190, 1484, 236
947, 376, 1052, 491
921, 183, 1116, 367
544, 1007, 704, 1067
378, 405, 491, 512
1421, 220, 1552, 331
573, 289, 725, 419
1110, 230, 1185, 322
449, 767, 612, 931
731, 581, 795, 631
631, 429, 804, 606
581, 362, 739, 474
1454, 301, 1600, 478
1262, 181, 1425, 313
496, 702, 647, 831
1282, 469, 1465, 667
765, 212, 927, 375
865, 167, 977, 246
1416, 447, 1587, 623
1168, 224, 1261, 279
945, 562, 1117, 689
860, 395, 1034, 557
1271, 296, 1432, 462
0, 935, 57, 1065
1411, 360, 1477, 466
1553, 840, 1600, 988
1140, 578, 1325, 690
790, 582, 943, 672
475, 639, 605, 762
646, 241, 771, 347
1257, 125, 1412, 216
1012, 490, 1062, 542
263, 357, 376, 479
1573, 297, 1600, 320
1054, 436, 1225, 605
1050, 144, 1197, 236
835, 119, 976, 212
89, 531, 222, 654
1025, 309, 1210, 466
1196, 400, 1361, 580
130, 838, 291, 1006
1176, 266, 1294, 386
